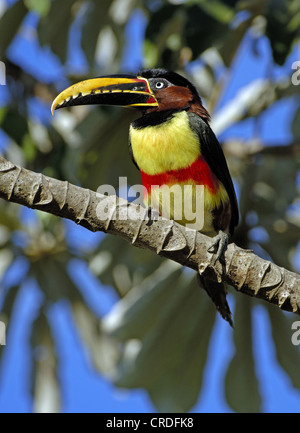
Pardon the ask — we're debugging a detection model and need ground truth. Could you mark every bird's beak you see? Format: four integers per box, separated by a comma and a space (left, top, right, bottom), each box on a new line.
51, 75, 158, 114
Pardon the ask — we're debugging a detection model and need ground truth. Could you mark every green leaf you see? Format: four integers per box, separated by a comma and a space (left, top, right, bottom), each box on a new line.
0, 285, 22, 359
30, 308, 61, 413
91, 232, 162, 296
22, 133, 36, 162
0, 285, 22, 327
247, 155, 300, 270
104, 265, 216, 412
70, 302, 118, 375
37, 0, 77, 64
292, 107, 300, 140
0, 205, 21, 231
184, 4, 230, 59
267, 305, 300, 389
198, 0, 235, 23
225, 295, 262, 412
76, 108, 141, 190
0, 0, 28, 58
145, 3, 231, 65
265, 0, 300, 65
31, 255, 83, 304
0, 248, 13, 279
219, 15, 254, 67
148, 284, 216, 413
0, 107, 6, 123
0, 107, 29, 145
103, 262, 183, 340
81, 0, 111, 68
24, 0, 50, 16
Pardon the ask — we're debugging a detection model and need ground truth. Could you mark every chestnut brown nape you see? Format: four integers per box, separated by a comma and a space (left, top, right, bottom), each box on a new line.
152, 86, 211, 121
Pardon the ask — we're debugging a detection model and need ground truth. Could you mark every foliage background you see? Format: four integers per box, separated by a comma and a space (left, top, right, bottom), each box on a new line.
0, 0, 300, 413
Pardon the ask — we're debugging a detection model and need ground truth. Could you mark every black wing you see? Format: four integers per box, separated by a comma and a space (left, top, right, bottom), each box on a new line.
188, 112, 239, 234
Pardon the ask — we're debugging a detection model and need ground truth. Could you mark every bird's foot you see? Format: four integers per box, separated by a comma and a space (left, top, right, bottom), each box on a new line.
144, 205, 160, 226
207, 230, 229, 265
132, 206, 160, 244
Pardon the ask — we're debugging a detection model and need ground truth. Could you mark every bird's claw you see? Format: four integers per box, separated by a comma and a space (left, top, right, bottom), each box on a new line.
208, 230, 228, 265
144, 206, 160, 226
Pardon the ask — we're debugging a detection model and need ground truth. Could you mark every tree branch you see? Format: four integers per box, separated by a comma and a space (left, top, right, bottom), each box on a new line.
0, 156, 299, 315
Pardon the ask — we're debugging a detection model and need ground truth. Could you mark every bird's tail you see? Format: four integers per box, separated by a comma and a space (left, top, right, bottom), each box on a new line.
197, 274, 233, 327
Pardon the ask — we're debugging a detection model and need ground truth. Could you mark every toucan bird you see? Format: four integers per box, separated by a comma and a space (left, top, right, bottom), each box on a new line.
51, 69, 239, 325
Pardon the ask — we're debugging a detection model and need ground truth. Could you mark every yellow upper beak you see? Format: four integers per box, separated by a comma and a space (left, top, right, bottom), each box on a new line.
51, 76, 158, 114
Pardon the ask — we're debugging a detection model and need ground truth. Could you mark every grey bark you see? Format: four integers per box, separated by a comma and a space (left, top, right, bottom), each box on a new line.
0, 156, 299, 315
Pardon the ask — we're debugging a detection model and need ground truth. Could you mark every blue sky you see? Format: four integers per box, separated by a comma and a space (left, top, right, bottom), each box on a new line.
0, 2, 300, 413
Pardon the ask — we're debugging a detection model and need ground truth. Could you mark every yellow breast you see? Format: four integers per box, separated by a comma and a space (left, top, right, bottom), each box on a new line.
129, 111, 200, 175
129, 110, 230, 236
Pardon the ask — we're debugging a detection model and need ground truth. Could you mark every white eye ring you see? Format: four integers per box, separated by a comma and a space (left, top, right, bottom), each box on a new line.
155, 81, 165, 89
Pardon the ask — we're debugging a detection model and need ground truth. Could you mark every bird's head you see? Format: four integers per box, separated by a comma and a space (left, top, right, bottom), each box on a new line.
51, 68, 210, 120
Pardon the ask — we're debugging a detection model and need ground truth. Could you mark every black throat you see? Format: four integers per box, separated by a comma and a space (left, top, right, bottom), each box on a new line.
132, 108, 185, 129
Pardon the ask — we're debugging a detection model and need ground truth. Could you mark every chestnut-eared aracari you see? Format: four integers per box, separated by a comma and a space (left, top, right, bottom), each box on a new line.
52, 69, 239, 326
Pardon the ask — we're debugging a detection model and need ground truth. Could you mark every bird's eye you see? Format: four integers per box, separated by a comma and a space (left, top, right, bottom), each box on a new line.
155, 81, 165, 89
